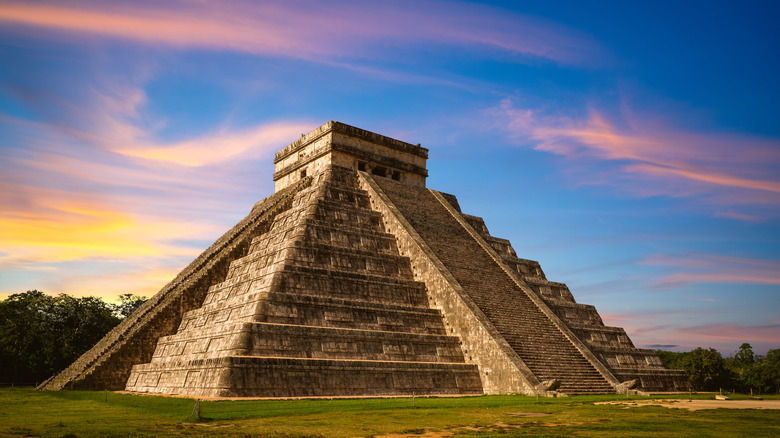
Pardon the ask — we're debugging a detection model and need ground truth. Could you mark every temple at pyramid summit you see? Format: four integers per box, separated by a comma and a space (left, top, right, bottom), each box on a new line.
40, 121, 688, 397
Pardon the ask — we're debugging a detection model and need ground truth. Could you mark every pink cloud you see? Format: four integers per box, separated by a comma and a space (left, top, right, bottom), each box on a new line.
683, 323, 780, 344
601, 310, 779, 355
492, 98, 780, 214
714, 209, 760, 222
0, 0, 603, 67
643, 253, 780, 287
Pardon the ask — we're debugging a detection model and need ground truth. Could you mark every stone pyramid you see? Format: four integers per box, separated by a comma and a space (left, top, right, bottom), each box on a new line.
40, 121, 687, 397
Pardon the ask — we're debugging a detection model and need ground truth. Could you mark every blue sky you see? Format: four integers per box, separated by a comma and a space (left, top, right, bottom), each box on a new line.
1, 0, 778, 355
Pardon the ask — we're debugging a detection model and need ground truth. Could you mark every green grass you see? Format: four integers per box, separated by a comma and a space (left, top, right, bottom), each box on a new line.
0, 388, 777, 437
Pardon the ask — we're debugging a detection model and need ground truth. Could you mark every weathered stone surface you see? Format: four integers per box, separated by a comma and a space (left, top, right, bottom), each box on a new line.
43, 121, 687, 396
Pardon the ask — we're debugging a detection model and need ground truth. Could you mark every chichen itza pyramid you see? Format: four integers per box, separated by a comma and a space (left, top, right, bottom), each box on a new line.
40, 121, 688, 397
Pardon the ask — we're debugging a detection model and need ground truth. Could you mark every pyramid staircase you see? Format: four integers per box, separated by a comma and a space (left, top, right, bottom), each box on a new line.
368, 175, 615, 394
125, 168, 483, 397
460, 214, 688, 392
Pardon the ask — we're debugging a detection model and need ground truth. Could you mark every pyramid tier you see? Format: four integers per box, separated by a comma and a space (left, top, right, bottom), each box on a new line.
148, 323, 250, 365
246, 323, 466, 362
127, 357, 482, 397
144, 279, 450, 369
255, 292, 447, 334
311, 199, 385, 232
269, 266, 431, 307
296, 217, 401, 255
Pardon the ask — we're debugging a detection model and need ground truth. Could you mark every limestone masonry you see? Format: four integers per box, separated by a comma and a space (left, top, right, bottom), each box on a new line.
40, 121, 688, 396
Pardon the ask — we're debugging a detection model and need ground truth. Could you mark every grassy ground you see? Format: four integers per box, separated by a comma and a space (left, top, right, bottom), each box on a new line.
1, 388, 777, 437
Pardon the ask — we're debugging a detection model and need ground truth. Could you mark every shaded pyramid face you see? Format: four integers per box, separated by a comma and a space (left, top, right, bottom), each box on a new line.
42, 121, 688, 396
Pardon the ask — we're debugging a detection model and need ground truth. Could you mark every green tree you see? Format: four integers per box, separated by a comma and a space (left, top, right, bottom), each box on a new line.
730, 343, 759, 392
655, 350, 685, 369
679, 347, 729, 391
48, 294, 121, 374
0, 291, 56, 384
0, 291, 122, 385
733, 343, 755, 367
765, 349, 780, 394
111, 293, 148, 318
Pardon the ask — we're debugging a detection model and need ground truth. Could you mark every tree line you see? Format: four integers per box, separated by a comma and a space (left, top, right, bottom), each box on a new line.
0, 290, 147, 385
1, 290, 778, 392
657, 344, 779, 394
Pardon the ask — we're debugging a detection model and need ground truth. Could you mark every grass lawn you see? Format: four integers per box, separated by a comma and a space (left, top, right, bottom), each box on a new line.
1, 388, 777, 437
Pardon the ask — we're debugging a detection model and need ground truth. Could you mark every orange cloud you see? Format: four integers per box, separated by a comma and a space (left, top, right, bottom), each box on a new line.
0, 186, 208, 264
0, 1, 602, 66
46, 266, 185, 301
115, 121, 313, 166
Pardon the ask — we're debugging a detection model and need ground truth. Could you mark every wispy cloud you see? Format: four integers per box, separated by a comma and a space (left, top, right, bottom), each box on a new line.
113, 121, 311, 166
714, 209, 761, 222
643, 253, 780, 287
0, 0, 603, 67
683, 323, 780, 344
491, 98, 780, 216
0, 75, 312, 297
33, 82, 314, 167
602, 309, 779, 355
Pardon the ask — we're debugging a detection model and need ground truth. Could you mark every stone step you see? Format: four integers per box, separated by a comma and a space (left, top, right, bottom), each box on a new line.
227, 237, 413, 282
246, 323, 466, 363
149, 323, 249, 364
257, 292, 447, 335
296, 218, 400, 255
612, 369, 689, 392
126, 356, 483, 397
178, 296, 259, 331
271, 266, 430, 307
281, 241, 414, 278
311, 200, 385, 232
499, 256, 546, 280
320, 184, 372, 209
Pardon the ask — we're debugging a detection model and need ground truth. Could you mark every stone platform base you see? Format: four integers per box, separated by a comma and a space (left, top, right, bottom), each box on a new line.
127, 356, 483, 397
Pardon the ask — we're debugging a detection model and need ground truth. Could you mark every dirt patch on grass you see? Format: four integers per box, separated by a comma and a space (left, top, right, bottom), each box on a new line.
597, 399, 780, 411
376, 431, 453, 438
504, 412, 551, 417
375, 415, 564, 438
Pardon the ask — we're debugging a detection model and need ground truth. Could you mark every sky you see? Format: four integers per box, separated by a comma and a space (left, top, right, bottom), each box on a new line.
1, 0, 778, 356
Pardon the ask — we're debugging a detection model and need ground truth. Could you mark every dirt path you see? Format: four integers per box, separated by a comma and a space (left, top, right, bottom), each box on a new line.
596, 399, 780, 411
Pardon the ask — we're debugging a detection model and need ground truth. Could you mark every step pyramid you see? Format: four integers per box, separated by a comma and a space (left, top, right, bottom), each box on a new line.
40, 121, 687, 396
